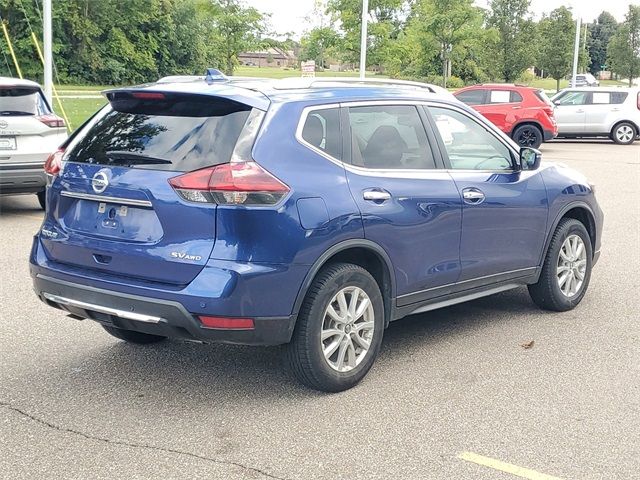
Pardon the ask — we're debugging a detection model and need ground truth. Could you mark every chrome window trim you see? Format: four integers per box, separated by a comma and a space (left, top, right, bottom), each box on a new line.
60, 190, 153, 208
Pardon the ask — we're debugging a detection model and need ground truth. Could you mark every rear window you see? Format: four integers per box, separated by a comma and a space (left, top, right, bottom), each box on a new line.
534, 89, 554, 107
0, 87, 50, 116
65, 93, 261, 172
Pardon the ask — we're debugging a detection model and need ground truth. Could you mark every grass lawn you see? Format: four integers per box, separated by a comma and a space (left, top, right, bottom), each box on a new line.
525, 77, 627, 92
57, 97, 106, 130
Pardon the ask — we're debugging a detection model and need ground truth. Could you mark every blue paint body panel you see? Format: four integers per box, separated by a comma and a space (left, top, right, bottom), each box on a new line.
29, 79, 604, 345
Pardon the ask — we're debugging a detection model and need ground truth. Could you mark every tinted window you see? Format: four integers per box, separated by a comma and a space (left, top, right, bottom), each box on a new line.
0, 87, 50, 116
535, 89, 554, 107
348, 105, 435, 169
455, 89, 487, 105
510, 91, 523, 103
611, 92, 628, 104
301, 107, 341, 160
66, 94, 257, 172
429, 107, 512, 171
555, 91, 588, 106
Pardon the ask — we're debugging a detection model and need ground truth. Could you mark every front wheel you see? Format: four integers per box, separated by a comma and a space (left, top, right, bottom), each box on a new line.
512, 124, 543, 149
287, 263, 385, 392
611, 122, 637, 145
528, 218, 593, 311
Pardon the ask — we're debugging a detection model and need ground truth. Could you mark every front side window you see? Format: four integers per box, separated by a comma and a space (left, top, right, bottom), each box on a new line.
301, 107, 341, 160
555, 91, 589, 106
347, 105, 436, 169
429, 106, 513, 171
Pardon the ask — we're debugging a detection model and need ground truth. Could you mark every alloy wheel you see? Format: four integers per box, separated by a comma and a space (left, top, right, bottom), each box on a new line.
557, 234, 587, 298
321, 286, 375, 372
616, 125, 635, 143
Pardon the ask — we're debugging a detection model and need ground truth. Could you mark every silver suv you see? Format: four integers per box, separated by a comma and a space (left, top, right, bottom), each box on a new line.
552, 87, 640, 145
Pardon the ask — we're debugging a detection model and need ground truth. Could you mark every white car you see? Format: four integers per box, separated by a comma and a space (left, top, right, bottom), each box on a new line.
551, 87, 640, 145
568, 73, 600, 87
0, 77, 67, 208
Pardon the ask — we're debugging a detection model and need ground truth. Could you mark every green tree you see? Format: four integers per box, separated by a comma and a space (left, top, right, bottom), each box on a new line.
587, 11, 618, 74
486, 0, 537, 82
608, 5, 640, 86
300, 27, 340, 68
326, 0, 404, 68
537, 7, 575, 92
412, 0, 483, 87
204, 0, 266, 75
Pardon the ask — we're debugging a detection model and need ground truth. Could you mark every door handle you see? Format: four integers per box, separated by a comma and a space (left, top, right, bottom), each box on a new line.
575, 109, 585, 113
363, 189, 391, 202
462, 188, 485, 205
611, 108, 620, 112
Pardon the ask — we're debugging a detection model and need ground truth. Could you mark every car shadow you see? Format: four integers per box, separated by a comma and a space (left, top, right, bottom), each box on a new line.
0, 194, 43, 215
23, 287, 542, 403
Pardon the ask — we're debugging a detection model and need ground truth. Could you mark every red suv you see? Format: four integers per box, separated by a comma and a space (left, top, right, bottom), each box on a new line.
454, 84, 557, 148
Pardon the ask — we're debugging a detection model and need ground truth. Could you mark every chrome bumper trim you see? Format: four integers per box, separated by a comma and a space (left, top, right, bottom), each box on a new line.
43, 292, 164, 323
60, 190, 153, 208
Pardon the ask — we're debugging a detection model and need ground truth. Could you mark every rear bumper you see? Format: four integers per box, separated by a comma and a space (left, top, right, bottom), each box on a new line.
33, 272, 296, 346
30, 236, 305, 346
0, 163, 46, 194
543, 129, 557, 142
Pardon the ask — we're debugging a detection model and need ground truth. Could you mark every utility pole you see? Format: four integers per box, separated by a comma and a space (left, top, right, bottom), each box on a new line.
43, 0, 52, 105
359, 0, 369, 79
571, 16, 581, 87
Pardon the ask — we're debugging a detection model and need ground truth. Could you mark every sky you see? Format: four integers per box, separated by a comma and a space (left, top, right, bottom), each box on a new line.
247, 0, 634, 39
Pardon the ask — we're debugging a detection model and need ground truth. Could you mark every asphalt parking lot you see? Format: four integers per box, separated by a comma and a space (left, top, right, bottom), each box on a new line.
1, 140, 638, 480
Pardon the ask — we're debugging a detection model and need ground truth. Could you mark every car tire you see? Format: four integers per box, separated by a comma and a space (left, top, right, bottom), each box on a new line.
528, 218, 593, 312
287, 263, 385, 392
512, 124, 543, 149
36, 190, 46, 210
611, 122, 637, 145
102, 325, 167, 344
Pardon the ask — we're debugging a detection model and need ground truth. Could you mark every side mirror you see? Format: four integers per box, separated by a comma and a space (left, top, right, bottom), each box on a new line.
519, 147, 542, 171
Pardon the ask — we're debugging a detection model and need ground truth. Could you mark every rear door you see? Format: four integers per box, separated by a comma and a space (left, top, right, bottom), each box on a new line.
0, 85, 66, 164
42, 91, 263, 285
475, 90, 522, 134
553, 90, 589, 133
426, 104, 548, 282
340, 102, 462, 304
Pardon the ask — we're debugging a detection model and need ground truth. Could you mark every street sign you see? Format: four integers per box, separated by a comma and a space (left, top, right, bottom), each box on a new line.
301, 60, 316, 78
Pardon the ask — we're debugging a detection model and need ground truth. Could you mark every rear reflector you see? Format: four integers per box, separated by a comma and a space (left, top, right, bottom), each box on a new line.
169, 162, 289, 205
44, 148, 65, 176
37, 114, 65, 128
198, 316, 255, 330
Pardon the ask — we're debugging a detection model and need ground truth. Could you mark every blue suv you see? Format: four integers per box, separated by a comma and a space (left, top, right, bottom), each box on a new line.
30, 76, 603, 392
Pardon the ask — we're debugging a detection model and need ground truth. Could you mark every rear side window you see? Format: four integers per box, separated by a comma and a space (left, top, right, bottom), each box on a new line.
347, 105, 436, 170
0, 87, 50, 116
591, 92, 611, 104
455, 89, 487, 105
65, 93, 260, 172
301, 107, 342, 160
611, 92, 628, 104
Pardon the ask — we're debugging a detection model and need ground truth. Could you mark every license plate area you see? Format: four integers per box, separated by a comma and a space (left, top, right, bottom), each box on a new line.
0, 136, 16, 150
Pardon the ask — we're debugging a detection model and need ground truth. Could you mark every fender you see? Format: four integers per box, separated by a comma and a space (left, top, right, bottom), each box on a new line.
538, 200, 596, 267
291, 239, 396, 322
511, 120, 543, 136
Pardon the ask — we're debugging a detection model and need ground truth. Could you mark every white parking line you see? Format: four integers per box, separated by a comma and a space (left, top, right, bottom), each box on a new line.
458, 452, 565, 480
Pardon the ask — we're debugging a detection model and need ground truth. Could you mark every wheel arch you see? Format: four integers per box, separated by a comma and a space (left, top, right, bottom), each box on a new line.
511, 120, 543, 137
610, 119, 639, 136
292, 240, 396, 328
540, 202, 597, 266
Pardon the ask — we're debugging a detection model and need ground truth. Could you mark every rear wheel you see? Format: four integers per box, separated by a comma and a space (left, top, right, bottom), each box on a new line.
512, 124, 543, 149
36, 190, 46, 210
528, 218, 592, 312
102, 325, 167, 344
611, 122, 637, 145
287, 263, 384, 392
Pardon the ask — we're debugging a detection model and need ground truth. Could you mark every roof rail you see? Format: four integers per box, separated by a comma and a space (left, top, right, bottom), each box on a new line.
274, 77, 448, 93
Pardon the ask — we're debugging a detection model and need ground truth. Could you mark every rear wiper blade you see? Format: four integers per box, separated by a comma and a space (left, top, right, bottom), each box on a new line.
0, 110, 32, 115
105, 151, 172, 165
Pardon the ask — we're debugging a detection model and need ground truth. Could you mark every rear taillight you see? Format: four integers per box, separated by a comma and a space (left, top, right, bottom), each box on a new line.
198, 316, 254, 330
169, 161, 289, 206
37, 114, 65, 128
44, 148, 65, 176
637, 92, 640, 110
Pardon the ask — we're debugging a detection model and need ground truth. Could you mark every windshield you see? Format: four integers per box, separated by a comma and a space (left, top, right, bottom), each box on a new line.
65, 94, 259, 172
0, 87, 50, 116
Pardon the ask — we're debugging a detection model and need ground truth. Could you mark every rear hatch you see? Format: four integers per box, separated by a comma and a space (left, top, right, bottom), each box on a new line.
0, 85, 66, 164
41, 89, 266, 285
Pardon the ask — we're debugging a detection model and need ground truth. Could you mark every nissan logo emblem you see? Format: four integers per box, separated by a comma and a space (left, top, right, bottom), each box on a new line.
0, 120, 8, 129
92, 171, 109, 194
